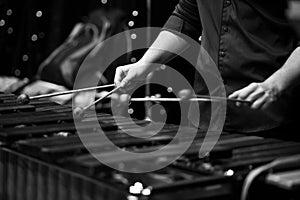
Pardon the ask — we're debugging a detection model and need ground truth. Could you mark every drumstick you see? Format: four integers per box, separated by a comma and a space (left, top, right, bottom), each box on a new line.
17, 84, 116, 104
73, 86, 121, 117
130, 96, 251, 104
177, 89, 250, 103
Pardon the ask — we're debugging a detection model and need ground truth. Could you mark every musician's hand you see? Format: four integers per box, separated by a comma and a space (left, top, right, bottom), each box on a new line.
22, 80, 71, 104
114, 62, 152, 91
110, 93, 130, 116
73, 91, 95, 108
229, 82, 281, 109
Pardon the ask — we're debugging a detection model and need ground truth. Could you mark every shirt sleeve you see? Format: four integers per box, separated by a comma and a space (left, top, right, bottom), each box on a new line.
162, 0, 202, 41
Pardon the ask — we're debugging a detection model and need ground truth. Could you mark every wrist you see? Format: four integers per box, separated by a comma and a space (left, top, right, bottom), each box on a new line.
263, 77, 284, 98
136, 60, 159, 72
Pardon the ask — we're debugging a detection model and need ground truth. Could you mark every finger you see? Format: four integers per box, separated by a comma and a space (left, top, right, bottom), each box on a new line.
229, 83, 259, 107
251, 95, 267, 109
229, 83, 258, 100
237, 83, 259, 99
245, 87, 264, 102
228, 90, 239, 99
229, 91, 242, 106
120, 78, 130, 88
114, 67, 125, 86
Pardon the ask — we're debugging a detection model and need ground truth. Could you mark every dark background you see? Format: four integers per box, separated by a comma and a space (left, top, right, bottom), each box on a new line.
0, 0, 179, 79
1, 0, 300, 80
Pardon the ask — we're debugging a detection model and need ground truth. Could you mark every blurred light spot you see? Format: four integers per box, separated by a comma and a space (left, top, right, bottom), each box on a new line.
128, 21, 134, 27
155, 93, 161, 98
0, 19, 5, 26
129, 186, 141, 194
160, 65, 166, 70
57, 132, 69, 137
31, 34, 38, 41
36, 11, 42, 17
130, 57, 137, 63
131, 34, 137, 40
7, 27, 13, 34
6, 9, 12, 16
14, 69, 21, 76
22, 55, 29, 62
224, 169, 234, 176
167, 87, 173, 93
132, 11, 138, 16
128, 108, 134, 114
142, 188, 151, 196
38, 32, 45, 38
134, 182, 143, 190
101, 0, 108, 4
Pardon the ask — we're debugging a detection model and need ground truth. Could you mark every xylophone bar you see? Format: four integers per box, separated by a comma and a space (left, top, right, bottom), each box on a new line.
1, 93, 300, 200
0, 148, 127, 200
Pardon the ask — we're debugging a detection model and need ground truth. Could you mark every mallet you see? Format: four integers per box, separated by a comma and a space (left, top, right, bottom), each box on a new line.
17, 84, 116, 104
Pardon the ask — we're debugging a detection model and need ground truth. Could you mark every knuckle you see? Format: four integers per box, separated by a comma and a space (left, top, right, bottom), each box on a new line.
264, 93, 275, 102
250, 82, 260, 88
115, 67, 122, 72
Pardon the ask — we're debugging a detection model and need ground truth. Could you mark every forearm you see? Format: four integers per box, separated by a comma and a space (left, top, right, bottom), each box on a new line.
114, 0, 201, 88
265, 46, 300, 94
229, 46, 300, 109
114, 30, 190, 88
138, 30, 189, 68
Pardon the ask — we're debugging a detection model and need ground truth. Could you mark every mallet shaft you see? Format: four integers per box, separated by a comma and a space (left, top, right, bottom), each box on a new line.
130, 97, 250, 104
83, 86, 121, 110
30, 84, 116, 100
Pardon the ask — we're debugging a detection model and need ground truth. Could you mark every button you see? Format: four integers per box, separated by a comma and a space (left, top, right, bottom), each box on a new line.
222, 26, 229, 33
220, 51, 226, 57
224, 0, 231, 7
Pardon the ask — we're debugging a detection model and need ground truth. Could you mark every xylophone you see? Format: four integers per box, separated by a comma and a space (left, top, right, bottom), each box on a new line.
0, 92, 300, 200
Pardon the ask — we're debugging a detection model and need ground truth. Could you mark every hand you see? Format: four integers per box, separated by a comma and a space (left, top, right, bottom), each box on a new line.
73, 91, 96, 108
110, 93, 131, 116
228, 82, 281, 109
114, 62, 152, 91
22, 80, 71, 104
